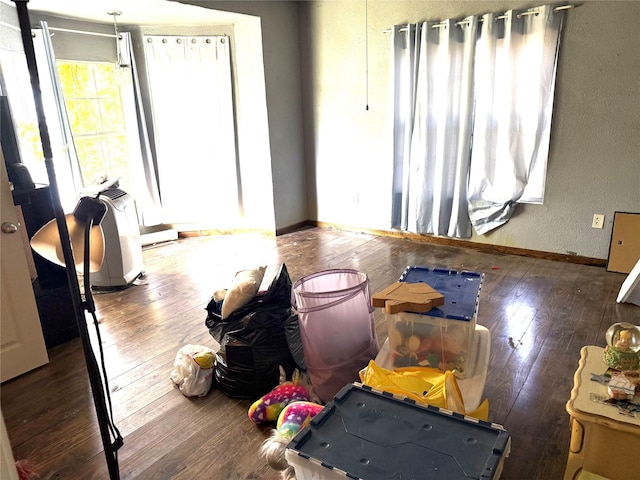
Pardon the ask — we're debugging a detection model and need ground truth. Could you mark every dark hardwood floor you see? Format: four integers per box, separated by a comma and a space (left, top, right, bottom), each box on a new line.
2, 227, 639, 479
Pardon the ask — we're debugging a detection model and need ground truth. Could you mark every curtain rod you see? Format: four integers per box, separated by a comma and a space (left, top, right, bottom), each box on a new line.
383, 4, 576, 33
47, 26, 118, 38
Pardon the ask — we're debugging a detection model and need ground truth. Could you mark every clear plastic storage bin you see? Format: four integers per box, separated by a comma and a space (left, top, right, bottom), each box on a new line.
285, 383, 510, 480
386, 266, 483, 377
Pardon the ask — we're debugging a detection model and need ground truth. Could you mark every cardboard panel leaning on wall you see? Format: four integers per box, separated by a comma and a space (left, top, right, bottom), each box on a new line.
607, 212, 640, 274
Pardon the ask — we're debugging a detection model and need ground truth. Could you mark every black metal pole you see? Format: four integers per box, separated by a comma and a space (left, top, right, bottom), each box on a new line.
12, 2, 121, 478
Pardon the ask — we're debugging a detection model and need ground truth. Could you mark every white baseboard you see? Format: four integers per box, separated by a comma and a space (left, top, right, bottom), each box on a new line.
140, 228, 178, 247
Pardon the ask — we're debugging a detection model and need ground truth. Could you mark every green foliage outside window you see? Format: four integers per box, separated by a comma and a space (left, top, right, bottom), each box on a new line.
57, 62, 132, 189
16, 122, 43, 163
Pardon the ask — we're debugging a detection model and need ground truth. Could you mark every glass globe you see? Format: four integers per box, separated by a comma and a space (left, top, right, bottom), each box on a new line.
605, 323, 640, 353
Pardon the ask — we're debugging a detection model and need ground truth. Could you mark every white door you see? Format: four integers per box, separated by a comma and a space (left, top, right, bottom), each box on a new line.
1, 149, 49, 382
1, 408, 19, 480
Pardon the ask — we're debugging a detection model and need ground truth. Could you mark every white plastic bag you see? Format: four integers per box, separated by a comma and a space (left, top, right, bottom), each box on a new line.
170, 344, 218, 397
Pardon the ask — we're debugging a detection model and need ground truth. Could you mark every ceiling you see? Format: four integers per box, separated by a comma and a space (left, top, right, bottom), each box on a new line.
8, 0, 243, 26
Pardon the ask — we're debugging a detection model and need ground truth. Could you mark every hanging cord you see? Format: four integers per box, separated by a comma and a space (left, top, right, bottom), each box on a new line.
90, 309, 123, 448
83, 215, 124, 453
365, 0, 369, 110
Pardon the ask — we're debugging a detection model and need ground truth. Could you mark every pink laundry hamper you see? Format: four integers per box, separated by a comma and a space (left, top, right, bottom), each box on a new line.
292, 269, 379, 403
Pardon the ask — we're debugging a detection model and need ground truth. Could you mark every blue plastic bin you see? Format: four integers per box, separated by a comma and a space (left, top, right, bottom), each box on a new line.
285, 383, 510, 480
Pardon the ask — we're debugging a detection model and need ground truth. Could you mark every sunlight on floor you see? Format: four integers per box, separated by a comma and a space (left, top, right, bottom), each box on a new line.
504, 302, 538, 358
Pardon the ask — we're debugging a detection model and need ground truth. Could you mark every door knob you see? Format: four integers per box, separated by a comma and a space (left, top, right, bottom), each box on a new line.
1, 222, 18, 234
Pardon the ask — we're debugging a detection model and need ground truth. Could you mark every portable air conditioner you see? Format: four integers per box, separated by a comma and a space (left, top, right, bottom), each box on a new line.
88, 188, 144, 288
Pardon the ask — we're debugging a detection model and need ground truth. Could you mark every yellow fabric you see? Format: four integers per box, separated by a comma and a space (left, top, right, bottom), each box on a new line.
469, 399, 489, 421
359, 360, 489, 421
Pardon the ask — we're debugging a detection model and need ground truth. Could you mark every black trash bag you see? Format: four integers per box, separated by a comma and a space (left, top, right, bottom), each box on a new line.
285, 312, 306, 371
205, 264, 298, 399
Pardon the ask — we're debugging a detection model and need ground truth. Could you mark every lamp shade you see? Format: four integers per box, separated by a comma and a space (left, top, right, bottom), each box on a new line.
30, 197, 106, 273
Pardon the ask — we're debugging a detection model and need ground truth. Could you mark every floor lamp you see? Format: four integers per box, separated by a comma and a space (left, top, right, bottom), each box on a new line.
12, 1, 123, 478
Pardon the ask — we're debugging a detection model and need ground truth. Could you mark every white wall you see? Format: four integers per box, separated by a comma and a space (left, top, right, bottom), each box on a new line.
232, 17, 277, 232
187, 1, 308, 231
7, 0, 638, 258
298, 0, 640, 260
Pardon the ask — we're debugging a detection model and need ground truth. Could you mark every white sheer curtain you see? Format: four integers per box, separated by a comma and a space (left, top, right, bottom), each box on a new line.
118, 32, 163, 227
392, 4, 565, 237
32, 22, 82, 212
143, 35, 238, 227
391, 18, 477, 238
468, 5, 565, 234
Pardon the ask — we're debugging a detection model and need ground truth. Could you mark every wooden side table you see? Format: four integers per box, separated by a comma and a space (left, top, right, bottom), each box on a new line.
564, 346, 640, 480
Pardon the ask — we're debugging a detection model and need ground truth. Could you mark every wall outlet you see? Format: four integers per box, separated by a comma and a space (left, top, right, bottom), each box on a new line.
592, 214, 605, 229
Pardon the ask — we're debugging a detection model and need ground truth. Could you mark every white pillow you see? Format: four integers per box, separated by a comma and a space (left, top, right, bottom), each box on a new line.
221, 266, 266, 319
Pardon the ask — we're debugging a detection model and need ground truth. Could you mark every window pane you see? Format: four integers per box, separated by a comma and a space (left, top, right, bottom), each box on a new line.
57, 61, 131, 189
0, 48, 48, 184
71, 64, 96, 97
70, 99, 102, 133
57, 63, 74, 95
93, 64, 118, 98
74, 136, 108, 183
100, 98, 123, 131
